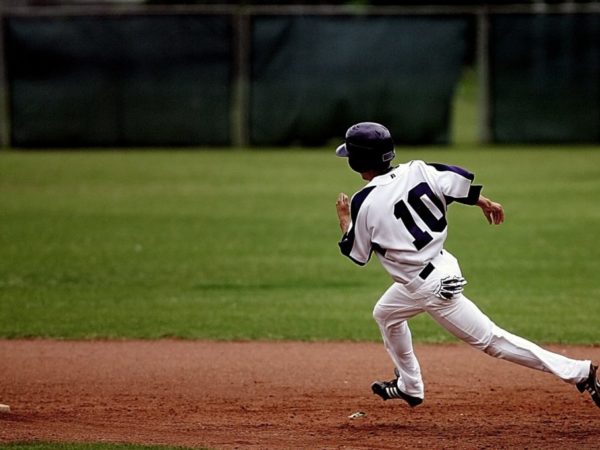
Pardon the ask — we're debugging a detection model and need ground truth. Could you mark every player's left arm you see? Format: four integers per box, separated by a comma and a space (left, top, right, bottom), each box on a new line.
424, 162, 504, 225
476, 194, 504, 225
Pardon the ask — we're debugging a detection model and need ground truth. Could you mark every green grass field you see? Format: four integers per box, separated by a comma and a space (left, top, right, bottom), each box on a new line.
1, 146, 599, 344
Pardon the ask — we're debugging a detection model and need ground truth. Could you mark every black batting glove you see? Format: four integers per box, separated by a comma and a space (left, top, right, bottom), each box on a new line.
434, 276, 467, 300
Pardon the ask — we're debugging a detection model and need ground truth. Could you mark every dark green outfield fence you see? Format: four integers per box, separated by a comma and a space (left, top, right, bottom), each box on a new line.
7, 15, 232, 146
0, 3, 599, 147
250, 15, 467, 146
491, 13, 600, 143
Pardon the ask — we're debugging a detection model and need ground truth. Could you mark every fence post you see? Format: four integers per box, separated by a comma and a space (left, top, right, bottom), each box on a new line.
476, 7, 492, 145
231, 8, 250, 148
0, 8, 10, 149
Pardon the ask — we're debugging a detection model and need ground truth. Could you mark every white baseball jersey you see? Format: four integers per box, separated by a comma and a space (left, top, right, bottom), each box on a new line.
339, 160, 482, 284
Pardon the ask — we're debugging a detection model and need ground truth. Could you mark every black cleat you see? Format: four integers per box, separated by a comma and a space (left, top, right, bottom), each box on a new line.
576, 364, 600, 408
371, 377, 423, 407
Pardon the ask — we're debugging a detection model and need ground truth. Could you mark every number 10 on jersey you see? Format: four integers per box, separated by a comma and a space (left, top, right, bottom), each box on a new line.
393, 182, 447, 250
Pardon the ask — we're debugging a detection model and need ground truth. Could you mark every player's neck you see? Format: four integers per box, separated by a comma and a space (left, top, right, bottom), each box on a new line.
361, 171, 376, 181
361, 166, 393, 181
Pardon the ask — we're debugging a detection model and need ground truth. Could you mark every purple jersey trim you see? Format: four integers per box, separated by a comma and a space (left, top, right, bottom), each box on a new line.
427, 162, 475, 181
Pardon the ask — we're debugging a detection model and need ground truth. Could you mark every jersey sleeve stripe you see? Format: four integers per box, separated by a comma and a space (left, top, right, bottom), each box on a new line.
445, 184, 482, 206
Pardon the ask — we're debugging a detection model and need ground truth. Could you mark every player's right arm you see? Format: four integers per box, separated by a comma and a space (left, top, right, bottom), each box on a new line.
476, 195, 505, 225
336, 192, 351, 234
337, 187, 376, 266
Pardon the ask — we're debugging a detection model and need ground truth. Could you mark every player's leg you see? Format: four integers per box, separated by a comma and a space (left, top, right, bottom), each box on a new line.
425, 293, 591, 384
419, 250, 591, 384
372, 283, 425, 401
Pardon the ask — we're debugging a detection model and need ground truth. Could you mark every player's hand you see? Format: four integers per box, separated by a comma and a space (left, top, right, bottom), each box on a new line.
434, 276, 467, 300
336, 193, 351, 233
477, 195, 505, 225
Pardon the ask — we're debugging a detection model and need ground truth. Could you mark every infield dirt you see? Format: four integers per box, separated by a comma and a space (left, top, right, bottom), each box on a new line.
0, 340, 599, 449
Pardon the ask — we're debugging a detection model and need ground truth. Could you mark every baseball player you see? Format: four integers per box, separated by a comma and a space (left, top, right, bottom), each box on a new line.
334, 122, 599, 409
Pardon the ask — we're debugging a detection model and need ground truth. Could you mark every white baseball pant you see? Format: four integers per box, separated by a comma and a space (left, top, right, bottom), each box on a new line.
372, 250, 591, 400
